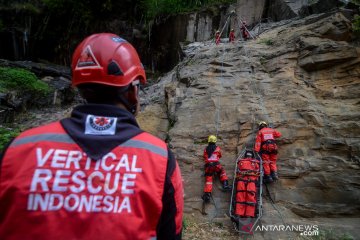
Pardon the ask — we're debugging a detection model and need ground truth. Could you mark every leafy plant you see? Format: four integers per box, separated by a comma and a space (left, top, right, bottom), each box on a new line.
350, 1, 360, 35
353, 15, 360, 34
259, 56, 267, 65
0, 67, 51, 96
140, 0, 236, 20
193, 139, 208, 144
259, 38, 274, 46
182, 217, 188, 230
12, 2, 42, 14
0, 127, 20, 152
307, 0, 318, 5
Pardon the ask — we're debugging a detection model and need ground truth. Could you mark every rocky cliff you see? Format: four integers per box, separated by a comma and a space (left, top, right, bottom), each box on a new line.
150, 0, 347, 71
138, 11, 360, 239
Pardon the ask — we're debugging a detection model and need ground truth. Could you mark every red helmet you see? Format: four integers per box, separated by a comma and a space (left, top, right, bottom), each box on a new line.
71, 33, 146, 87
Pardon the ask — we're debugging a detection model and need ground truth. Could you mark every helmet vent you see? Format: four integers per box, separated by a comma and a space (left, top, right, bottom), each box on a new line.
108, 61, 123, 76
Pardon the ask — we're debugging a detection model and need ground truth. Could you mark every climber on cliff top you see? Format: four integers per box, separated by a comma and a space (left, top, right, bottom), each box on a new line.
215, 30, 221, 45
240, 21, 250, 40
229, 29, 235, 43
202, 135, 231, 203
254, 121, 281, 183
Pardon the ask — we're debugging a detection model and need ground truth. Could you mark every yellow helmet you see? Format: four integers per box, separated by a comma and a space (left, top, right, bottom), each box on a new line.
258, 121, 267, 127
208, 135, 217, 143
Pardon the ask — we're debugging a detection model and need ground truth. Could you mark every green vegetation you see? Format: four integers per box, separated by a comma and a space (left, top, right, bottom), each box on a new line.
259, 56, 267, 65
0, 127, 20, 152
351, 1, 360, 35
307, 0, 318, 5
259, 38, 274, 46
354, 15, 360, 33
140, 0, 236, 20
193, 138, 208, 145
12, 2, 42, 14
182, 217, 188, 230
0, 67, 50, 96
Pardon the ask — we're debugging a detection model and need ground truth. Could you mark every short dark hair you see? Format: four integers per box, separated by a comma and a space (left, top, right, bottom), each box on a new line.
77, 83, 129, 105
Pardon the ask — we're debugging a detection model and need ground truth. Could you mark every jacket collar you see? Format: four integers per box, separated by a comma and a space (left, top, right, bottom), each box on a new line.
60, 104, 143, 160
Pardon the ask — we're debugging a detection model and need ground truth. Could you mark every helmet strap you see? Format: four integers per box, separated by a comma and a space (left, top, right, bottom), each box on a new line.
117, 80, 140, 115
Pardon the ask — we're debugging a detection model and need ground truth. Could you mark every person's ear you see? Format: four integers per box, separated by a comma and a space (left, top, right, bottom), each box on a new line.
127, 84, 140, 116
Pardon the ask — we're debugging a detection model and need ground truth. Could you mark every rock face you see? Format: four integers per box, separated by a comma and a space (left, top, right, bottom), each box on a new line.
138, 12, 360, 238
150, 6, 229, 71
149, 0, 347, 71
233, 0, 266, 26
299, 0, 346, 17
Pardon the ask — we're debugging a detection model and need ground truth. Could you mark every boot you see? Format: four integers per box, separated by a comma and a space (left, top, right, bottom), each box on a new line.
271, 171, 279, 181
202, 192, 211, 203
263, 175, 274, 184
222, 180, 232, 191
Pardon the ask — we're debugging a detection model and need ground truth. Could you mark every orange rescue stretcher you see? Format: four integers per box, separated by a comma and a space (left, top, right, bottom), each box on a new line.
229, 148, 263, 234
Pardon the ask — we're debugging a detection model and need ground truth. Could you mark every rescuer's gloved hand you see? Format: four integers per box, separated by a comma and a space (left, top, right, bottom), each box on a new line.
222, 180, 232, 191
271, 171, 279, 181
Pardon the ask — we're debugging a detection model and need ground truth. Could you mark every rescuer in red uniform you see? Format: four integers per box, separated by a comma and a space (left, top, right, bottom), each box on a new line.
254, 121, 281, 183
202, 135, 231, 203
215, 30, 221, 45
229, 29, 235, 43
235, 151, 260, 217
241, 21, 250, 40
0, 33, 184, 240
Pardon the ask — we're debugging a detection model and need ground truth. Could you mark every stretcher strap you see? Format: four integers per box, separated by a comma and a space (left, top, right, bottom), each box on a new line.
238, 159, 260, 163
236, 171, 260, 177
236, 189, 256, 193
236, 178, 258, 183
236, 201, 256, 206
205, 162, 220, 167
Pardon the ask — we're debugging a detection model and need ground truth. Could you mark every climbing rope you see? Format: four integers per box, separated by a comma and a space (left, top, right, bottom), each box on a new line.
264, 183, 293, 239
244, 46, 273, 128
264, 183, 286, 226
209, 194, 219, 223
242, 40, 293, 238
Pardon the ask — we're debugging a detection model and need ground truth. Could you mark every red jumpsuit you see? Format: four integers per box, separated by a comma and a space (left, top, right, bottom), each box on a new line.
203, 146, 228, 193
0, 105, 183, 239
241, 22, 249, 40
254, 127, 281, 175
229, 31, 235, 43
215, 32, 221, 45
235, 157, 260, 217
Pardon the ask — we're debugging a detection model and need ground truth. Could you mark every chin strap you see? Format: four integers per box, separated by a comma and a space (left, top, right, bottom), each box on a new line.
118, 80, 140, 115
